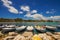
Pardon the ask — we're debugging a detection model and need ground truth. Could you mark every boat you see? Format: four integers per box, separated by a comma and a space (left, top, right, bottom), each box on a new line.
2, 28, 15, 33
16, 26, 26, 32
34, 26, 46, 33
26, 26, 34, 31
46, 25, 57, 31
5, 25, 16, 28
0, 25, 5, 31
56, 25, 60, 29
1, 25, 16, 33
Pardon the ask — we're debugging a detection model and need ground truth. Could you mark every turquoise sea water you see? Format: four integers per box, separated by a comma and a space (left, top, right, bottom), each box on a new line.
0, 22, 60, 26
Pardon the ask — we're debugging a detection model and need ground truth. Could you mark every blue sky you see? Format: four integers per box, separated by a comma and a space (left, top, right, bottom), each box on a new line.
0, 0, 60, 20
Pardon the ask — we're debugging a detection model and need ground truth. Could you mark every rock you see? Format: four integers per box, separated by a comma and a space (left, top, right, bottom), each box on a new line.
38, 33, 54, 40
54, 32, 60, 35
3, 36, 15, 40
8, 32, 18, 36
22, 32, 33, 37
13, 34, 26, 40
46, 32, 53, 36
52, 35, 60, 39
0, 31, 3, 37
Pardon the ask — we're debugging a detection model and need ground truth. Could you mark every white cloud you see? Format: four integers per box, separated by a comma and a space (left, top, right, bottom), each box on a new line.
25, 12, 60, 21
46, 9, 56, 14
8, 7, 18, 14
1, 0, 18, 14
50, 16, 60, 20
19, 11, 23, 14
21, 6, 30, 11
46, 11, 50, 14
31, 10, 37, 13
25, 12, 47, 20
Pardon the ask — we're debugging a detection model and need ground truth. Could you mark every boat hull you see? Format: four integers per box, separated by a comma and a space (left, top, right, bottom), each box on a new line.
16, 27, 26, 32
2, 28, 15, 33
46, 28, 57, 32
35, 28, 46, 33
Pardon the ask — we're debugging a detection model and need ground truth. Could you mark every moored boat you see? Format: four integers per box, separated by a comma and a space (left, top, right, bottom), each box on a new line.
16, 26, 26, 32
46, 25, 57, 31
34, 26, 46, 33
0, 25, 5, 31
26, 26, 34, 31
2, 28, 16, 33
1, 25, 16, 33
56, 25, 60, 29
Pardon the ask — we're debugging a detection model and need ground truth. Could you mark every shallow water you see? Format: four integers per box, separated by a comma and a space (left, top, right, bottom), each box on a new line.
0, 22, 60, 26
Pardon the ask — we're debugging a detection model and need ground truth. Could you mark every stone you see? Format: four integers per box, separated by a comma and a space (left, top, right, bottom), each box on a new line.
13, 34, 26, 40
8, 32, 18, 36
3, 36, 15, 40
22, 32, 33, 37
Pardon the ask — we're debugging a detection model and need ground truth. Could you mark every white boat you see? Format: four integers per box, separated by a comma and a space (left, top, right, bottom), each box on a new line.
26, 26, 34, 31
2, 28, 15, 33
0, 25, 5, 31
1, 25, 16, 33
5, 25, 16, 28
16, 26, 26, 32
34, 26, 46, 33
46, 25, 57, 31
56, 25, 60, 29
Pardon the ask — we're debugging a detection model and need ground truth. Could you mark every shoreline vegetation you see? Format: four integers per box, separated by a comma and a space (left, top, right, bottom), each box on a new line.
0, 18, 60, 22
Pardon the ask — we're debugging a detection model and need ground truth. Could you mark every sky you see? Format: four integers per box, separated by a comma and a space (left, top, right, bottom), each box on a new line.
0, 0, 60, 21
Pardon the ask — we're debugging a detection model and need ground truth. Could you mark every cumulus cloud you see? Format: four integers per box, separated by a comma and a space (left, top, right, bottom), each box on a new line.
25, 12, 46, 20
1, 0, 18, 14
31, 10, 37, 13
50, 16, 60, 20
19, 11, 23, 14
25, 12, 60, 20
20, 6, 30, 11
46, 9, 56, 14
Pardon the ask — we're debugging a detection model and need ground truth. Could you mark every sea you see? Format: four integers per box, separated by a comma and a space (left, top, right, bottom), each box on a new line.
0, 22, 60, 26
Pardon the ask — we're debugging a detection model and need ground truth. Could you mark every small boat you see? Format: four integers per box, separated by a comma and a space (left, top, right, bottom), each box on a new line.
56, 25, 60, 29
1, 25, 16, 33
0, 25, 5, 31
34, 26, 46, 33
2, 28, 15, 33
16, 26, 26, 32
5, 25, 16, 28
46, 25, 57, 31
26, 26, 34, 31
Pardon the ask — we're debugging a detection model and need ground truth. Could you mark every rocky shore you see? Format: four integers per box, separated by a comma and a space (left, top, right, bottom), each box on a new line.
0, 31, 60, 40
